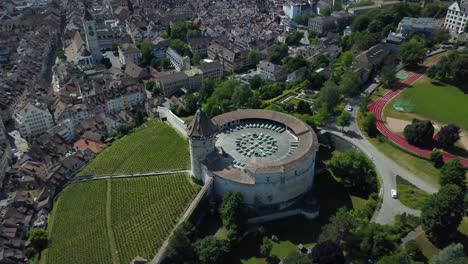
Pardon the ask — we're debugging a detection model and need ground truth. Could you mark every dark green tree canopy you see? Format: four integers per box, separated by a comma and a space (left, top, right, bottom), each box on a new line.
421, 184, 464, 244
398, 38, 426, 65
403, 119, 434, 147
439, 159, 466, 191
196, 236, 230, 264
437, 124, 461, 149
311, 240, 345, 264
327, 149, 378, 197
220, 192, 247, 231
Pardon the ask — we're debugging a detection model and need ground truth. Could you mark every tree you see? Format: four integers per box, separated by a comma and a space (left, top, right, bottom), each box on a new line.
421, 184, 464, 244
327, 149, 378, 196
311, 240, 345, 264
220, 192, 247, 231
361, 113, 377, 137
196, 236, 230, 264
440, 159, 466, 191
314, 104, 331, 126
377, 251, 411, 264
320, 7, 331, 16
28, 228, 48, 252
437, 124, 461, 149
318, 208, 355, 247
405, 240, 425, 262
191, 52, 201, 65
339, 51, 353, 67
357, 223, 398, 261
398, 38, 425, 65
319, 81, 341, 110
432, 243, 466, 264
429, 150, 444, 168
199, 79, 216, 103
296, 100, 312, 115
269, 43, 288, 64
170, 39, 191, 56
403, 119, 434, 147
283, 252, 310, 264
286, 32, 304, 46
248, 49, 262, 66
380, 65, 397, 89
249, 75, 265, 90
160, 57, 171, 70
339, 70, 362, 96
337, 111, 351, 131
232, 84, 253, 108
434, 29, 450, 44
260, 237, 273, 257
167, 222, 197, 264
137, 40, 153, 65
283, 56, 307, 73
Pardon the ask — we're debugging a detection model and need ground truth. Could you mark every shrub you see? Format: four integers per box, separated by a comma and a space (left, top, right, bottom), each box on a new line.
429, 150, 444, 168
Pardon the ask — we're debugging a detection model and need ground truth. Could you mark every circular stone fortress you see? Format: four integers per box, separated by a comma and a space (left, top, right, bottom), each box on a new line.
186, 109, 319, 211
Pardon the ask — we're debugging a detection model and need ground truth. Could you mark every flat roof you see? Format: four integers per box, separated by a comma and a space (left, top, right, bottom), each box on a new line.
204, 109, 319, 183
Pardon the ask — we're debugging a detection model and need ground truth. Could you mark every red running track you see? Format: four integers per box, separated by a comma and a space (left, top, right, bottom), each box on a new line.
368, 58, 468, 168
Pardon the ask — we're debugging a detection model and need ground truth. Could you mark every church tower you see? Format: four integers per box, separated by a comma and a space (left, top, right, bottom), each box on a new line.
186, 108, 217, 181
82, 9, 101, 63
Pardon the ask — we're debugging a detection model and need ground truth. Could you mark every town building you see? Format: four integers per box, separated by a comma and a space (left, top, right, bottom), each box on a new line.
155, 72, 189, 97
207, 43, 249, 73
193, 61, 224, 81
283, 0, 311, 20
188, 37, 212, 58
166, 47, 191, 71
14, 100, 55, 138
151, 36, 170, 59
444, 1, 468, 34
257, 60, 287, 82
82, 9, 102, 63
118, 43, 141, 66
353, 43, 391, 83
398, 17, 441, 38
308, 11, 351, 35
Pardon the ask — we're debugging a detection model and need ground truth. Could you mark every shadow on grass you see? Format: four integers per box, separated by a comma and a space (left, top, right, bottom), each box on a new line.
444, 146, 468, 159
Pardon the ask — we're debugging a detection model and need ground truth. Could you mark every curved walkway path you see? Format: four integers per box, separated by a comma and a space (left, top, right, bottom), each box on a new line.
69, 169, 191, 184
368, 58, 468, 167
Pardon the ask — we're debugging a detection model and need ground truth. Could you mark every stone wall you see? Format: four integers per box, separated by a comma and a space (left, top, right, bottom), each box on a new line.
157, 106, 188, 137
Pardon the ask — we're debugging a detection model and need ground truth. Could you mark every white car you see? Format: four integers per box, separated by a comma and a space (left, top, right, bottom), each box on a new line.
346, 106, 353, 112
391, 189, 398, 199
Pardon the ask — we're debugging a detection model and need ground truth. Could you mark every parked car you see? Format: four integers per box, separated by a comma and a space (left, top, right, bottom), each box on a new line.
391, 189, 398, 199
346, 105, 353, 112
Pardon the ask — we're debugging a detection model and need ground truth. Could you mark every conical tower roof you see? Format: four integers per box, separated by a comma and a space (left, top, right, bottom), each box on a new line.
186, 108, 217, 138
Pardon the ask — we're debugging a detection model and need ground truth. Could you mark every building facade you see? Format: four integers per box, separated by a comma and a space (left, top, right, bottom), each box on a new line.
14, 100, 55, 138
444, 1, 468, 34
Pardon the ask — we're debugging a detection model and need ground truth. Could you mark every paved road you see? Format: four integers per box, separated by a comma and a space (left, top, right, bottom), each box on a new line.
322, 90, 437, 224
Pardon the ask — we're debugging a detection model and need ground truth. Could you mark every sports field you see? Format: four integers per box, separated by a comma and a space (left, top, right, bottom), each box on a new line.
45, 173, 199, 264
78, 120, 190, 176
389, 76, 468, 130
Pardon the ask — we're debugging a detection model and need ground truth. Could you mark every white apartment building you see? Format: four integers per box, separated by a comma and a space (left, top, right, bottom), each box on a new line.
444, 1, 468, 34
14, 101, 55, 138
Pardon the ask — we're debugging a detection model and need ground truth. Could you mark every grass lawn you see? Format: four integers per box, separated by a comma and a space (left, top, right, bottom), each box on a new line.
78, 120, 190, 176
45, 174, 199, 264
396, 176, 430, 210
387, 76, 468, 130
365, 134, 440, 188
415, 233, 440, 260
458, 217, 468, 236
